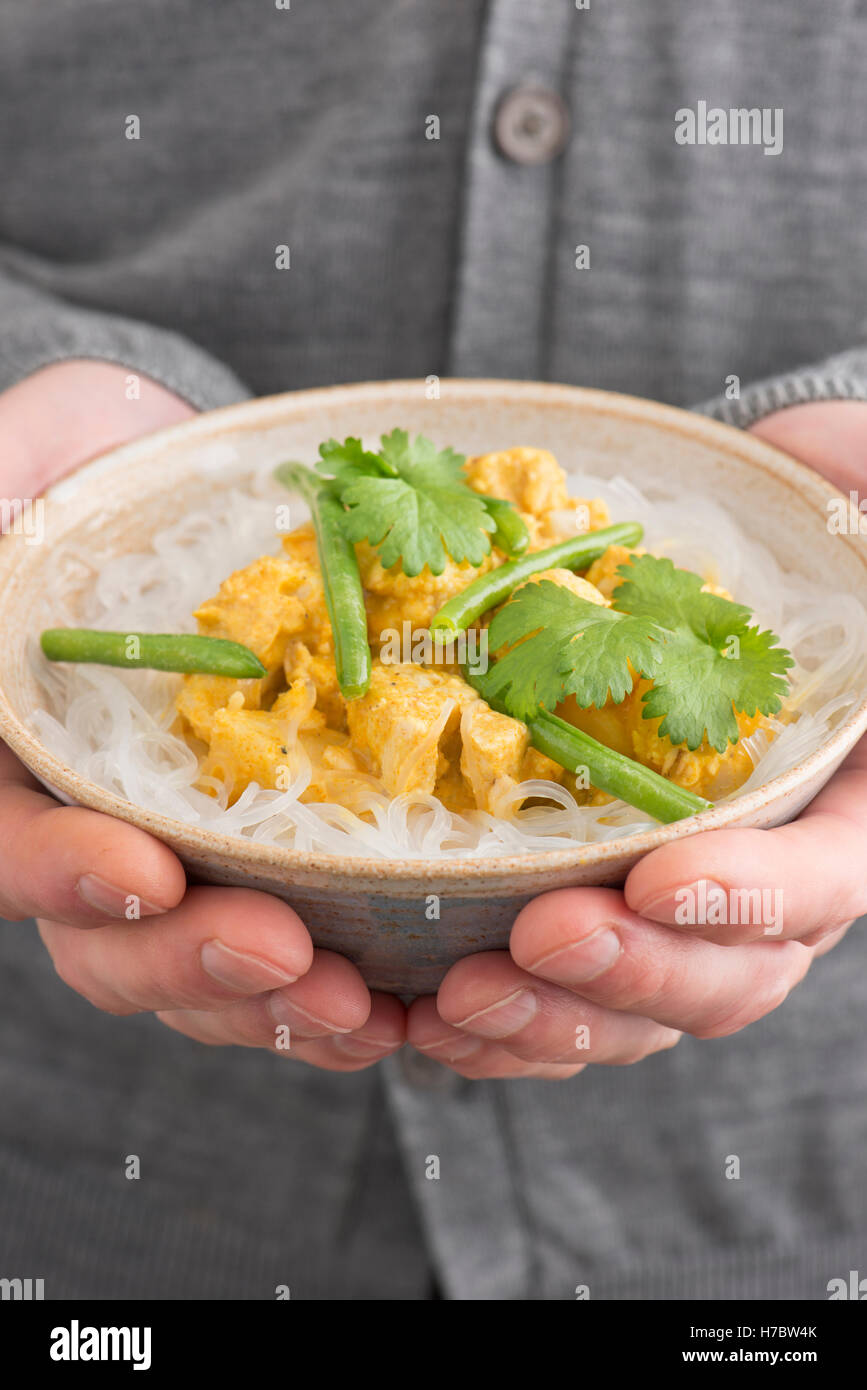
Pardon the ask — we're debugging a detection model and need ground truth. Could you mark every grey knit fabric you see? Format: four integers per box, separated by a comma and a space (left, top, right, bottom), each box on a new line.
1, 0, 866, 1301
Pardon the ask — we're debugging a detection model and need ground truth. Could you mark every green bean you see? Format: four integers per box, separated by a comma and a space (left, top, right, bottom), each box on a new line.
462, 665, 711, 824
274, 461, 371, 700
480, 495, 530, 557
527, 710, 712, 824
40, 629, 267, 677
431, 521, 644, 633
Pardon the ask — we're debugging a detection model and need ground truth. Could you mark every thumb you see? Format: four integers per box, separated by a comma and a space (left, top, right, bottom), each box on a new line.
0, 359, 195, 497
749, 399, 867, 493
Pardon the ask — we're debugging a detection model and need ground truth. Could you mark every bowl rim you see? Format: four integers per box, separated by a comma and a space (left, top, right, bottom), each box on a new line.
1, 375, 866, 885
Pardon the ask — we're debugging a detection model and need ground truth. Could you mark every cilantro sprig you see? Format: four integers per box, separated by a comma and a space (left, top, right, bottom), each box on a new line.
316, 430, 509, 577
484, 580, 663, 721
612, 556, 793, 751
486, 555, 793, 752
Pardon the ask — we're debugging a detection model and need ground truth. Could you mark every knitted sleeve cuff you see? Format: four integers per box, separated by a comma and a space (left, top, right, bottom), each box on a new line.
693, 347, 867, 430
0, 274, 250, 411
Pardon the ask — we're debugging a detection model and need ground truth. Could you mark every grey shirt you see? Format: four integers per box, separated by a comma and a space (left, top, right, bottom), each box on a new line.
0, 0, 865, 1300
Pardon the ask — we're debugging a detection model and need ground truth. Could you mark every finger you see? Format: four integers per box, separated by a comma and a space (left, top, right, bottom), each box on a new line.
156, 947, 372, 1040
625, 825, 864, 944
750, 400, 867, 494
38, 885, 317, 1015
805, 920, 853, 956
158, 986, 403, 1071
440, 1052, 587, 1081
624, 745, 867, 943
434, 951, 682, 1063
407, 995, 586, 1079
510, 887, 812, 1037
0, 359, 196, 498
0, 742, 185, 926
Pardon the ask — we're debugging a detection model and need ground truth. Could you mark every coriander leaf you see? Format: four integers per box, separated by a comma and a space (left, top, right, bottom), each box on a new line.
337, 429, 495, 577
485, 579, 663, 722
316, 436, 389, 486
612, 554, 794, 751
377, 428, 465, 482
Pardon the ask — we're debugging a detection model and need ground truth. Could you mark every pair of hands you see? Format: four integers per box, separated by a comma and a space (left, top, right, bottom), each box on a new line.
1, 362, 865, 1079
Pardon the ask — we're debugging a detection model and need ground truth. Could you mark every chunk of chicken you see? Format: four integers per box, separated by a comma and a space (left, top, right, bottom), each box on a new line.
582, 544, 644, 598
464, 447, 570, 514
459, 702, 529, 813
201, 680, 360, 803
459, 702, 567, 814
463, 447, 610, 550
584, 544, 734, 602
176, 672, 275, 743
178, 536, 333, 742
346, 662, 476, 796
356, 541, 500, 644
563, 682, 768, 801
283, 640, 345, 728
347, 661, 566, 813
510, 566, 609, 608
194, 554, 310, 670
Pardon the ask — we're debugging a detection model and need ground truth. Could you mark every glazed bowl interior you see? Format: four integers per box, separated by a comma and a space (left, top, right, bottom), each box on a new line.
1, 379, 865, 992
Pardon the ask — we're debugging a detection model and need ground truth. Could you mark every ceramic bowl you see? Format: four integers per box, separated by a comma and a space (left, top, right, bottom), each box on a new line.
1, 380, 865, 993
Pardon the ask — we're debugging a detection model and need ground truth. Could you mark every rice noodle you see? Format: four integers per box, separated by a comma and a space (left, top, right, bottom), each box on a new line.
28, 460, 867, 860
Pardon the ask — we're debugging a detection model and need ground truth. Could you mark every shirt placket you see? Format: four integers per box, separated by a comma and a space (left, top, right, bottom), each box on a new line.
382, 1053, 538, 1299
447, 0, 576, 380
380, 1, 576, 1299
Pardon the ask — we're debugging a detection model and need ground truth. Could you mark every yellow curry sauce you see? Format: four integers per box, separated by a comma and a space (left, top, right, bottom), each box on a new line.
175, 449, 769, 815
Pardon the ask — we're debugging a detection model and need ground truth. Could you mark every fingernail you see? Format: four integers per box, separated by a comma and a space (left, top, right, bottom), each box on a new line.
636, 880, 728, 926
200, 939, 299, 993
415, 1035, 483, 1060
529, 927, 622, 984
267, 991, 353, 1038
454, 988, 537, 1039
76, 873, 164, 919
331, 1035, 403, 1058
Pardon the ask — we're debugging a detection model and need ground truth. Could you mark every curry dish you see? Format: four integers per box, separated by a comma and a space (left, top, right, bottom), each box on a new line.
174, 448, 773, 817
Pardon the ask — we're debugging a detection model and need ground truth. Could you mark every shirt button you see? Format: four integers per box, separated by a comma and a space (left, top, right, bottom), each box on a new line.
493, 85, 570, 165
399, 1048, 462, 1091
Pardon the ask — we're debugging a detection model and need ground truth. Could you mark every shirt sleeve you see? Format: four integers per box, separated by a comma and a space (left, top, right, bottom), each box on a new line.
693, 346, 867, 430
0, 272, 250, 411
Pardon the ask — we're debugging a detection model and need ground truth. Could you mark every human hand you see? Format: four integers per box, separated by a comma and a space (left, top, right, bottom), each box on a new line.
1, 361, 405, 1069
407, 400, 867, 1078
